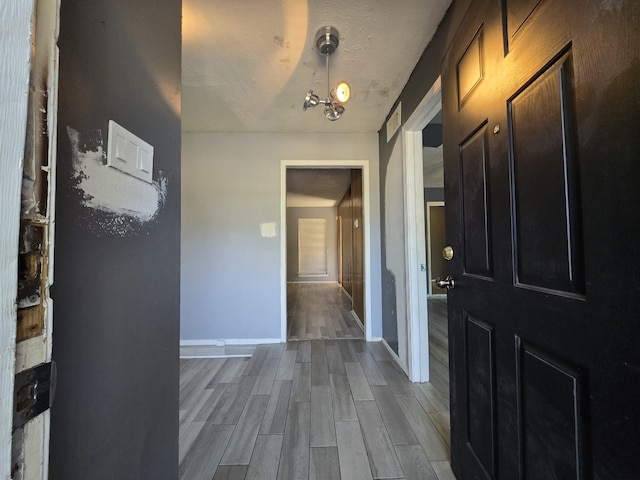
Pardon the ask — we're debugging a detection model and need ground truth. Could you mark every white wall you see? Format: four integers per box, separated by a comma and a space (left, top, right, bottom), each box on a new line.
181, 132, 382, 342
287, 207, 339, 283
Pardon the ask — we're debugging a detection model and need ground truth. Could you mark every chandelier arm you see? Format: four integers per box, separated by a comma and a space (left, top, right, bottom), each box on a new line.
327, 52, 331, 100
302, 26, 346, 119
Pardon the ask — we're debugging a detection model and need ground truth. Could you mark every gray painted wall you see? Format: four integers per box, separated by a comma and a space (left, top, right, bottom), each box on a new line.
181, 132, 382, 341
378, 0, 472, 356
381, 135, 407, 360
287, 207, 339, 283
50, 1, 181, 478
425, 188, 445, 202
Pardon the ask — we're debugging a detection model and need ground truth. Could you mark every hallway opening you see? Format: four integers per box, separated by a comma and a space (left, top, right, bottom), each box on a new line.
401, 78, 450, 398
421, 107, 449, 404
281, 160, 373, 342
285, 166, 365, 341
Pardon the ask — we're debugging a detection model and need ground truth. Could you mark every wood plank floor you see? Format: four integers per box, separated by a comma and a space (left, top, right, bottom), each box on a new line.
180, 339, 454, 479
428, 299, 449, 405
287, 283, 363, 340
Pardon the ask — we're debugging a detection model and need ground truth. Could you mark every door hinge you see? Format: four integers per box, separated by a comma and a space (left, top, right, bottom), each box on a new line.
13, 361, 56, 430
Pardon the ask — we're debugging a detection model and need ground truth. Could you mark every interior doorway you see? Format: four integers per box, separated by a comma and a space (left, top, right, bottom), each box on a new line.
284, 168, 364, 340
421, 110, 449, 403
402, 77, 449, 388
280, 161, 373, 343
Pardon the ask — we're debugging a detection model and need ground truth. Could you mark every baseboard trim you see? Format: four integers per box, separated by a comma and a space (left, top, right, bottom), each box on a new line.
180, 338, 282, 347
180, 339, 224, 347
180, 354, 252, 359
351, 310, 365, 333
380, 338, 410, 379
287, 281, 339, 284
341, 286, 352, 301
225, 338, 282, 345
180, 338, 282, 359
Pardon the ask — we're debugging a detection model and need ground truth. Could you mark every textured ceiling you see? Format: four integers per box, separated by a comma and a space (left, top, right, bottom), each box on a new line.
287, 169, 352, 207
182, 0, 452, 133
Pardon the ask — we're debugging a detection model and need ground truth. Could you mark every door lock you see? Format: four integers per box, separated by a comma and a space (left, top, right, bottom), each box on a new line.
435, 275, 455, 290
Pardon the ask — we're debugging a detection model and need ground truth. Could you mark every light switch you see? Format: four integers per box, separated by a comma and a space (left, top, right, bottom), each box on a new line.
107, 120, 154, 183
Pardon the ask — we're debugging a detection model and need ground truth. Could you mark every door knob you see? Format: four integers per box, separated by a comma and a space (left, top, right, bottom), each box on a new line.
435, 275, 455, 290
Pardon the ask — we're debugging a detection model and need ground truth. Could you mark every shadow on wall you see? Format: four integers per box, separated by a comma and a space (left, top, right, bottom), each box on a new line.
380, 134, 405, 356
382, 273, 399, 353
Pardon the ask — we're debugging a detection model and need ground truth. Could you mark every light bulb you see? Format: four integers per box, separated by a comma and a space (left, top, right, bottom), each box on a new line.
333, 81, 351, 104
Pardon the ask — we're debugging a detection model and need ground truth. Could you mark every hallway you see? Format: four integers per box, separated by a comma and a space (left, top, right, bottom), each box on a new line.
179, 286, 454, 479
287, 283, 363, 340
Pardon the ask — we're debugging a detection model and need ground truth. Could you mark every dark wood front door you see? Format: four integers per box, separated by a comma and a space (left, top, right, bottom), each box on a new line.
442, 0, 640, 478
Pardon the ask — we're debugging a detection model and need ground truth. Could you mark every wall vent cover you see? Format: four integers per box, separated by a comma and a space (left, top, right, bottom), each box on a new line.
386, 102, 402, 143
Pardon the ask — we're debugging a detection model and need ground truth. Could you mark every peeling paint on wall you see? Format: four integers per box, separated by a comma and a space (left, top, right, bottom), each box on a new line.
67, 126, 167, 236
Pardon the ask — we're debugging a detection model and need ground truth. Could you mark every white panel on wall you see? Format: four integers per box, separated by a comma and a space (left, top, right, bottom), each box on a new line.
107, 120, 154, 183
286, 207, 339, 283
298, 218, 327, 276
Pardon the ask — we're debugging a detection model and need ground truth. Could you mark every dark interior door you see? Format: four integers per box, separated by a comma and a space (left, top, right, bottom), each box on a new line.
442, 0, 640, 478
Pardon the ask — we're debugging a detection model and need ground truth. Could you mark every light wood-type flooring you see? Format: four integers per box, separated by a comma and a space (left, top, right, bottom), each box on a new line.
179, 284, 453, 479
287, 283, 363, 340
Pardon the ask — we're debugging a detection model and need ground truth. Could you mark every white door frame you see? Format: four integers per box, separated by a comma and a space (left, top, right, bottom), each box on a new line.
280, 160, 372, 342
402, 77, 442, 382
0, 2, 36, 476
3, 2, 60, 478
426, 201, 447, 298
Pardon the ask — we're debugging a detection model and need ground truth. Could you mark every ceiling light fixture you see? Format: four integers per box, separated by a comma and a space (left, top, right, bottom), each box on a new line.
303, 26, 351, 121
